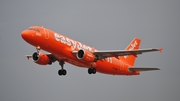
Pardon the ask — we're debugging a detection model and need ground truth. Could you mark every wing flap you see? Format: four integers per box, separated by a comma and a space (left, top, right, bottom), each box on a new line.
129, 68, 160, 72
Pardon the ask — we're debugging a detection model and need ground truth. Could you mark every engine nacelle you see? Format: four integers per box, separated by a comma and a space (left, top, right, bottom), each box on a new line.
76, 49, 96, 63
32, 52, 50, 65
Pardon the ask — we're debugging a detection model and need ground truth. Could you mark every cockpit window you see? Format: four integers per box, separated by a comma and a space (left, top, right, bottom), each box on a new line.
28, 28, 40, 32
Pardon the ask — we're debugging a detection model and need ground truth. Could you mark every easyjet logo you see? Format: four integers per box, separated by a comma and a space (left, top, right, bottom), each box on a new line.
124, 41, 138, 58
54, 33, 93, 52
129, 41, 137, 50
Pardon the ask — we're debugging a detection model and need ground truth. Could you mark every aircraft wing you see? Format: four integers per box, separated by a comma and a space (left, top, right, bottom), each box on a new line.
26, 53, 57, 62
129, 67, 160, 72
93, 48, 162, 59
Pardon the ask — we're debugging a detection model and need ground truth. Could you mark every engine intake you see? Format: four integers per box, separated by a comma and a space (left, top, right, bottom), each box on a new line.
77, 49, 96, 63
32, 52, 51, 65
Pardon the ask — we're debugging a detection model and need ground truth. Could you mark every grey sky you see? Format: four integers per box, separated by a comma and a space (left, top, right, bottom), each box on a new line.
0, 0, 180, 101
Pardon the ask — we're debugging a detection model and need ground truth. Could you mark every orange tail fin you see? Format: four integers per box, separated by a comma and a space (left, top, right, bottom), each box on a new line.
120, 38, 141, 66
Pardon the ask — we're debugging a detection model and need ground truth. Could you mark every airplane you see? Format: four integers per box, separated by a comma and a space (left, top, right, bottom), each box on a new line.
21, 26, 162, 76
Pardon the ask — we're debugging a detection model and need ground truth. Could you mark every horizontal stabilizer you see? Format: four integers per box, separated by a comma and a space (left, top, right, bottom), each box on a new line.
129, 67, 160, 72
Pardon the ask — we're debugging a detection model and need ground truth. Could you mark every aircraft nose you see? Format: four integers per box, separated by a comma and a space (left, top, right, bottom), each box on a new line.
21, 30, 33, 41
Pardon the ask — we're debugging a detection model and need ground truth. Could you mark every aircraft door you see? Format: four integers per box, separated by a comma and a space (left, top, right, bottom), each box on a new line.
120, 60, 124, 71
44, 28, 49, 39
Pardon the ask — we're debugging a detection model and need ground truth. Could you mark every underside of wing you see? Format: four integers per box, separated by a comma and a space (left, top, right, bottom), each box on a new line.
93, 48, 162, 59
129, 67, 160, 72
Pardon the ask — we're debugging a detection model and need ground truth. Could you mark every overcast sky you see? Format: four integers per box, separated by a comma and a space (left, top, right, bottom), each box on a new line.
0, 0, 180, 101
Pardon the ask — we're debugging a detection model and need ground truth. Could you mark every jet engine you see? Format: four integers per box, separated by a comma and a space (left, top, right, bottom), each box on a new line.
32, 52, 51, 65
76, 49, 96, 63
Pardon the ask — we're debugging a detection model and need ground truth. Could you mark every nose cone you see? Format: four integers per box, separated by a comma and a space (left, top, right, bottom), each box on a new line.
21, 30, 38, 46
21, 30, 35, 42
21, 30, 30, 40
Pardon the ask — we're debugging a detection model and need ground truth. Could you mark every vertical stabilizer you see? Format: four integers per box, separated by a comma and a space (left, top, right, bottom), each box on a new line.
120, 38, 141, 66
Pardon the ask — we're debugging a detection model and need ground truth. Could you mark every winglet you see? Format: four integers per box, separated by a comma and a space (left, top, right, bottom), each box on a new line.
26, 55, 32, 60
159, 48, 163, 53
